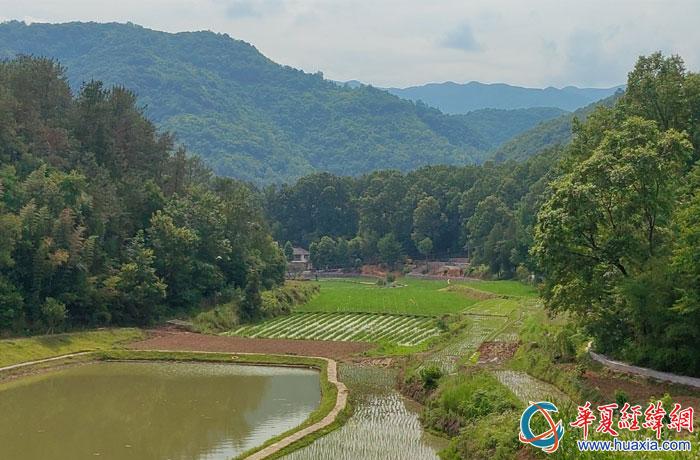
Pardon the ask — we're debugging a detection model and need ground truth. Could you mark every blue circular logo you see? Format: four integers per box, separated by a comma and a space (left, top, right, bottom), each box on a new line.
519, 401, 565, 453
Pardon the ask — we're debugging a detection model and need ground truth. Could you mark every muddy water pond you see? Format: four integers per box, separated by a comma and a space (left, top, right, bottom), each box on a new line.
0, 361, 320, 460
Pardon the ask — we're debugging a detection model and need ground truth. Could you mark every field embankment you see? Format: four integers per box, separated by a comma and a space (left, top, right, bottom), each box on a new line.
0, 329, 144, 368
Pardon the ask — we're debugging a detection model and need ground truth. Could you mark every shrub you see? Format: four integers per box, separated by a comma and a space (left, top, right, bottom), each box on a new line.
41, 297, 67, 334
192, 302, 239, 334
615, 389, 629, 408
423, 371, 520, 436
419, 365, 443, 390
441, 410, 521, 460
192, 281, 319, 333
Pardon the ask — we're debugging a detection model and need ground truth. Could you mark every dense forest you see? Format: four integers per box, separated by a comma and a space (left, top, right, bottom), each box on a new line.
265, 154, 557, 278
268, 53, 700, 376
0, 21, 573, 184
0, 57, 285, 333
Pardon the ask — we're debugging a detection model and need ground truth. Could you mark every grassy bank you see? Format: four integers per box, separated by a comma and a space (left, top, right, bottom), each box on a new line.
193, 281, 320, 333
0, 328, 144, 368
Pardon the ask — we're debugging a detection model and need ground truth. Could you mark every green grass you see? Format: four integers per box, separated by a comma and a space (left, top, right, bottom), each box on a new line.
456, 279, 538, 298
464, 298, 522, 316
299, 277, 480, 316
228, 312, 441, 346
0, 329, 145, 368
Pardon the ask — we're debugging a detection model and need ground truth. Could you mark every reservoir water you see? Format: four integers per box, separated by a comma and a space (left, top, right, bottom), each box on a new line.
0, 361, 320, 460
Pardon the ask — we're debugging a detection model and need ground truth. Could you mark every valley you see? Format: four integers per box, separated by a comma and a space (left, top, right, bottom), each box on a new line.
1, 9, 699, 459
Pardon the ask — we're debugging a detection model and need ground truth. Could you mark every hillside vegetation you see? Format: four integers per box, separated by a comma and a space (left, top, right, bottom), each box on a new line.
0, 21, 567, 183
491, 92, 621, 162
0, 56, 286, 334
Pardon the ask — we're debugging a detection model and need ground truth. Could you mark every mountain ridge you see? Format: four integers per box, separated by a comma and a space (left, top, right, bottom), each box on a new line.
0, 21, 572, 183
385, 80, 623, 113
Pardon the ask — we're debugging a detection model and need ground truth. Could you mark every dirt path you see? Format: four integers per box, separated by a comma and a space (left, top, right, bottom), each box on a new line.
590, 350, 700, 389
129, 329, 373, 359
0, 351, 93, 373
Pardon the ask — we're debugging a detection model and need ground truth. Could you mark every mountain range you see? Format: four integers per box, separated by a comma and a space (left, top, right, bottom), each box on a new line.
385, 81, 623, 114
0, 21, 612, 183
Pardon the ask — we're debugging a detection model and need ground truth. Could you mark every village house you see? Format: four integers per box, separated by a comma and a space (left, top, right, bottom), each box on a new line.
290, 247, 312, 270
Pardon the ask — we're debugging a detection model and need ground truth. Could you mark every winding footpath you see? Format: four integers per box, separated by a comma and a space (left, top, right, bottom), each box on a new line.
244, 357, 348, 460
0, 351, 92, 373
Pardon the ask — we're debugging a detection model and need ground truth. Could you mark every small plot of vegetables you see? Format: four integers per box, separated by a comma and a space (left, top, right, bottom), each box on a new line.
464, 298, 520, 316
227, 312, 441, 346
422, 315, 508, 374
456, 280, 538, 298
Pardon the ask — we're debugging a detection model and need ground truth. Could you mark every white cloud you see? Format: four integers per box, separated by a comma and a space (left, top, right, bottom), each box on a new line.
0, 0, 698, 88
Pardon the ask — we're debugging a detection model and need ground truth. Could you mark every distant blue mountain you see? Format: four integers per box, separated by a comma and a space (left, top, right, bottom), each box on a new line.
383, 81, 624, 113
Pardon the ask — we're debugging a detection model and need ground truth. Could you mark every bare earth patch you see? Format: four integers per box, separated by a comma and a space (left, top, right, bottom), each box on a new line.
477, 341, 519, 364
129, 328, 373, 359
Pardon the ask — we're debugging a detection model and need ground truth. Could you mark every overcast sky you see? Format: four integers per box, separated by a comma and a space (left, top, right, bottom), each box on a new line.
2, 0, 698, 88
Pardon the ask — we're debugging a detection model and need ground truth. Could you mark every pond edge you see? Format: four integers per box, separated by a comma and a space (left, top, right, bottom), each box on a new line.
0, 349, 349, 460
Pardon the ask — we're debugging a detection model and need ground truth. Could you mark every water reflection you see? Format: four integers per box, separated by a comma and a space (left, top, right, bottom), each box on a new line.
0, 361, 320, 460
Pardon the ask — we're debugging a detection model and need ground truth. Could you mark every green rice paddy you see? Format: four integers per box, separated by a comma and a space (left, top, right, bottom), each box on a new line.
227, 312, 441, 346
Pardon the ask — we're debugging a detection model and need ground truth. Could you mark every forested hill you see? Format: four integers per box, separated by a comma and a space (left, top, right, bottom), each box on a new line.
386, 81, 623, 113
0, 21, 563, 184
490, 93, 621, 163
0, 56, 287, 332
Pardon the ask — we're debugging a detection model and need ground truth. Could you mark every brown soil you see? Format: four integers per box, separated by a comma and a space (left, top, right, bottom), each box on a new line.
477, 341, 519, 364
129, 328, 373, 359
584, 369, 700, 413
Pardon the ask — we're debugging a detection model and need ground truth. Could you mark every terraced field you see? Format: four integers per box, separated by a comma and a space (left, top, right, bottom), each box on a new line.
227, 312, 440, 346
492, 370, 569, 404
423, 314, 510, 374
285, 364, 440, 460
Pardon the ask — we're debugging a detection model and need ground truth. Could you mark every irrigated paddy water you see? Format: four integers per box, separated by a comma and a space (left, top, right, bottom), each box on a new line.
0, 361, 320, 460
285, 364, 443, 460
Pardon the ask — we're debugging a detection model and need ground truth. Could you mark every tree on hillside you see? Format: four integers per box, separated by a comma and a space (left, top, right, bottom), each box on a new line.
309, 236, 337, 270
412, 196, 446, 245
416, 237, 433, 262
240, 269, 262, 321
467, 195, 516, 276
41, 297, 66, 334
533, 110, 694, 363
283, 241, 294, 262
378, 233, 404, 269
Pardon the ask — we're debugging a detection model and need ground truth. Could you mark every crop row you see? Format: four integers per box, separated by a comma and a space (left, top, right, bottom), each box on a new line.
227, 312, 440, 346
492, 370, 570, 404
423, 314, 509, 374
285, 391, 438, 460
